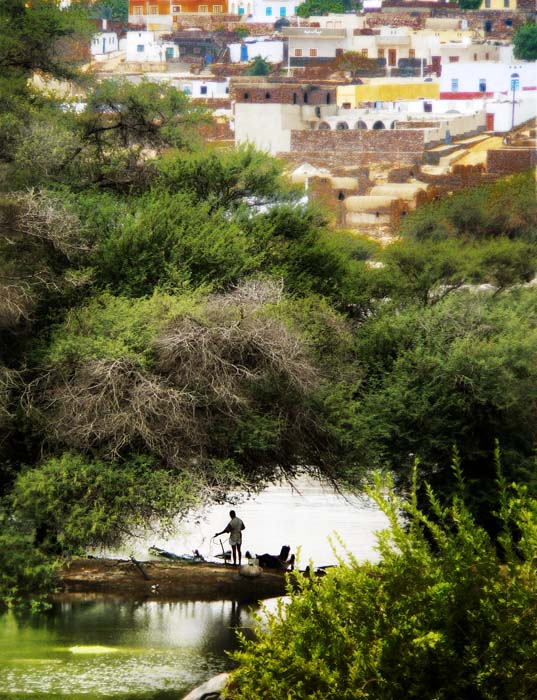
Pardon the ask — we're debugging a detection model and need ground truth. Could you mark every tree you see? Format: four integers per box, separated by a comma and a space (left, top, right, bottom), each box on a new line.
350, 289, 537, 532
244, 56, 272, 76
227, 467, 537, 699
17, 281, 361, 553
91, 0, 128, 24
400, 171, 537, 244
459, 0, 481, 9
333, 51, 382, 77
296, 0, 347, 18
513, 22, 537, 61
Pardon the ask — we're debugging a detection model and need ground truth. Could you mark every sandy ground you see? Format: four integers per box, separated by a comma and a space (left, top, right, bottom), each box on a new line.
58, 558, 289, 602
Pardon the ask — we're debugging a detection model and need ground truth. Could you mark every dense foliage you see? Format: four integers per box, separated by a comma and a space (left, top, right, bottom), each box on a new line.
227, 464, 537, 699
513, 22, 537, 61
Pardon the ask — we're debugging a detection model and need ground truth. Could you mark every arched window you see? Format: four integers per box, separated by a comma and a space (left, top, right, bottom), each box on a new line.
373, 120, 385, 130
390, 121, 396, 129
355, 120, 368, 130
318, 121, 330, 130
336, 121, 349, 130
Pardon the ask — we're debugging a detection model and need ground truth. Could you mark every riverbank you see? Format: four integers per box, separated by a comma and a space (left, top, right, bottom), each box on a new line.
58, 558, 288, 601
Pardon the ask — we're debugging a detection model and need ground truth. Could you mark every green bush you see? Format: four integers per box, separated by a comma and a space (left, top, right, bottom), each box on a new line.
227, 463, 537, 699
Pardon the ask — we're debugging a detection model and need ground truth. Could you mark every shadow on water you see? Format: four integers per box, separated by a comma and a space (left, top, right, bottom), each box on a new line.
0, 596, 259, 700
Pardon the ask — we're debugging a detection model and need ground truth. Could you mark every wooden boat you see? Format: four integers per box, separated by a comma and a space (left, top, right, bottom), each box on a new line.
58, 557, 288, 602
148, 546, 205, 562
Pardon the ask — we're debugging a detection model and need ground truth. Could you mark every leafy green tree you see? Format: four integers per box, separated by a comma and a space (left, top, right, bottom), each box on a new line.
296, 0, 347, 17
513, 22, 537, 61
0, 0, 91, 164
244, 56, 272, 76
156, 145, 290, 213
400, 171, 537, 243
16, 282, 362, 554
351, 290, 537, 530
333, 51, 383, 77
91, 0, 128, 23
227, 466, 537, 699
379, 237, 535, 305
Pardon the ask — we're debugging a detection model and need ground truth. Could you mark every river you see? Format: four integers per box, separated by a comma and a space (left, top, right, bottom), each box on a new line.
0, 478, 388, 700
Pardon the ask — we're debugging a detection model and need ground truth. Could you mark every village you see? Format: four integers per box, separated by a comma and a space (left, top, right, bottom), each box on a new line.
78, 0, 537, 241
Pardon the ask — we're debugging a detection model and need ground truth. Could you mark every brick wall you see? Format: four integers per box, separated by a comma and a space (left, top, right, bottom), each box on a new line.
289, 130, 425, 168
231, 83, 337, 105
487, 148, 537, 175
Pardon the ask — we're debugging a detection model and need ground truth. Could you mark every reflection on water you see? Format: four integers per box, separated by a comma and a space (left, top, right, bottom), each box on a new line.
0, 597, 262, 700
0, 479, 389, 699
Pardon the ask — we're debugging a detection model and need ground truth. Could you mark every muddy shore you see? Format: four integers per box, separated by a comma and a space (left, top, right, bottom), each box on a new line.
58, 558, 288, 601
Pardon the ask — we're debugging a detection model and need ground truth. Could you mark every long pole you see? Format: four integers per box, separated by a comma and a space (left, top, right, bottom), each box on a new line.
511, 87, 515, 131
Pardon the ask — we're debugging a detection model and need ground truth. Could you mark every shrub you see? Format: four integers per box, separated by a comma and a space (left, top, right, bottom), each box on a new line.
227, 462, 537, 699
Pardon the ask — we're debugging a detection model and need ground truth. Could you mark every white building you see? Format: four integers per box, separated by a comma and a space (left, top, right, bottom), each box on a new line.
440, 61, 537, 97
229, 38, 285, 63
126, 31, 179, 62
230, 0, 298, 18
91, 31, 120, 57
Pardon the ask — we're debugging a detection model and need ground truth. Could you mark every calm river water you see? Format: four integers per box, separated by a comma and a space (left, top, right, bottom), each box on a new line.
0, 478, 388, 700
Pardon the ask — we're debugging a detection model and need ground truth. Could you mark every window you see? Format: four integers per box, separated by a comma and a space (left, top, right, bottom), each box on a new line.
265, 92, 271, 98
485, 52, 489, 59
449, 56, 459, 62
172, 4, 181, 10
377, 48, 385, 59
266, 6, 272, 15
137, 44, 145, 52
133, 5, 143, 13
294, 48, 302, 57
361, 49, 368, 57
149, 5, 158, 14
409, 49, 415, 59
474, 53, 477, 60
485, 0, 490, 6
280, 7, 286, 15
309, 48, 317, 57
200, 85, 207, 95
213, 4, 222, 11
451, 78, 459, 92
503, 0, 509, 6
198, 4, 208, 10
479, 79, 486, 92
335, 48, 343, 57
243, 92, 249, 98
294, 6, 298, 13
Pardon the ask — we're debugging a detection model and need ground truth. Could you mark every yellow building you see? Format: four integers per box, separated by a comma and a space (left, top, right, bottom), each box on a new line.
337, 81, 439, 108
480, 0, 517, 9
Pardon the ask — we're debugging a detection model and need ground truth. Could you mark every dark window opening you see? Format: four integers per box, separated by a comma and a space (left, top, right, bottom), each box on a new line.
243, 92, 249, 99
265, 92, 271, 99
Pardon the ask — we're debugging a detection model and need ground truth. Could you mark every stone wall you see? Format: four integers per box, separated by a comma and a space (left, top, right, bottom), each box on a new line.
288, 130, 425, 168
231, 82, 337, 105
487, 148, 537, 175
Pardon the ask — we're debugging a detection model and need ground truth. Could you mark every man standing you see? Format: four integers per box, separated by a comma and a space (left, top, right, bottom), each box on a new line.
215, 510, 245, 566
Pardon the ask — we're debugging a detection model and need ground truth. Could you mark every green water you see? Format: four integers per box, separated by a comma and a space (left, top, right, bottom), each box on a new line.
0, 596, 260, 700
